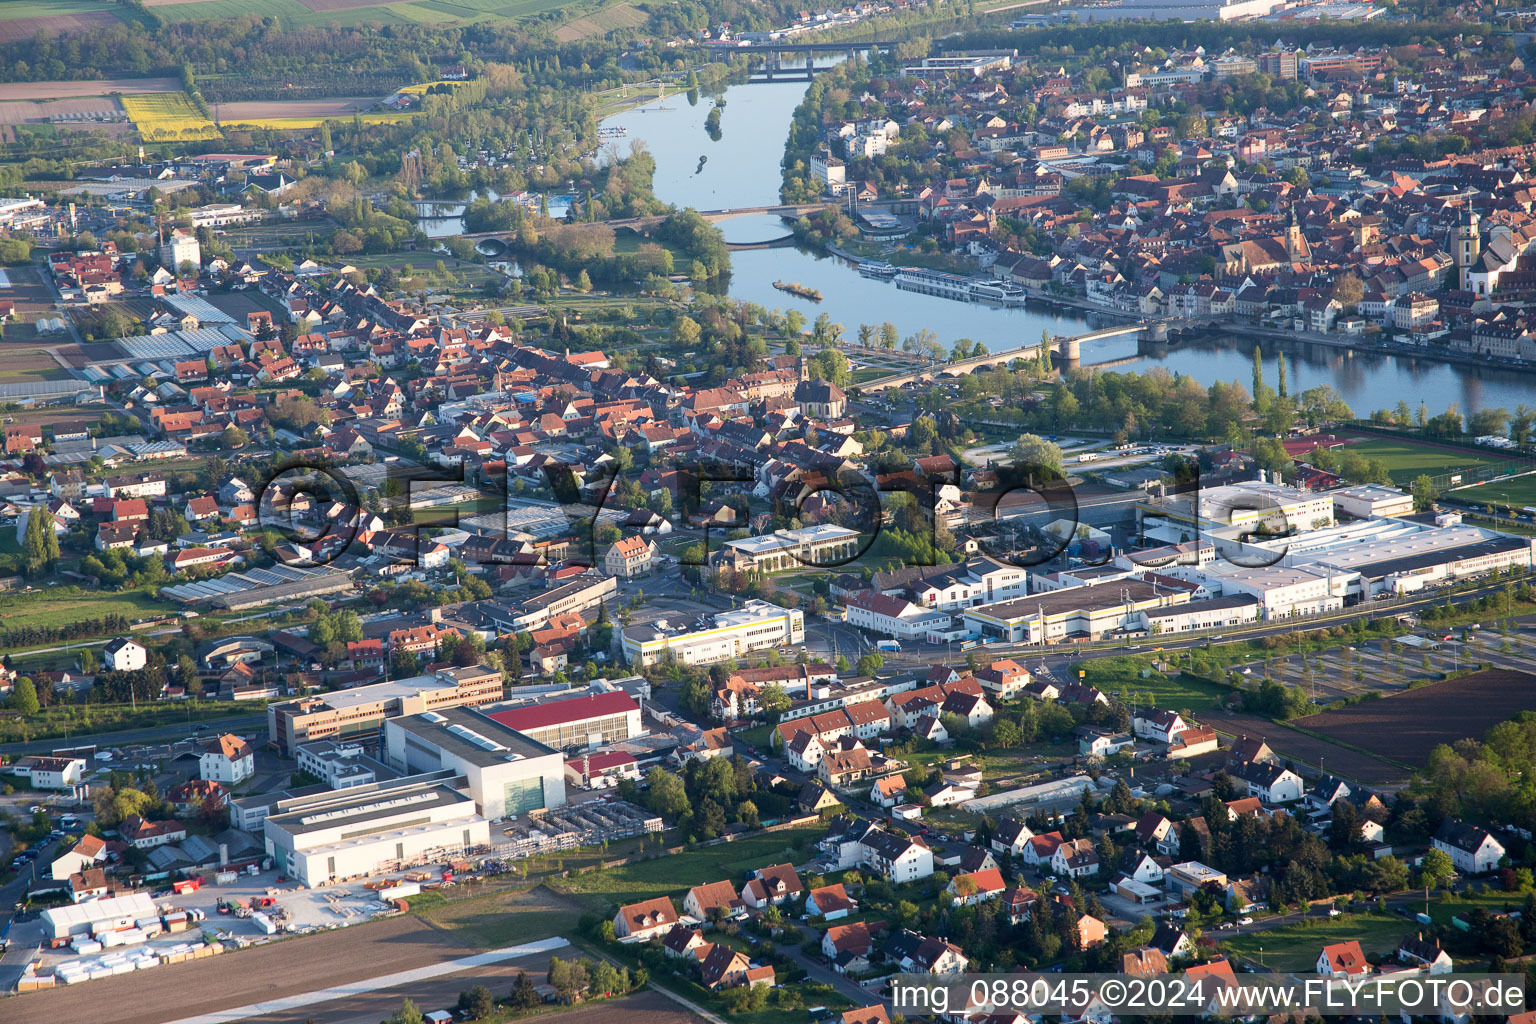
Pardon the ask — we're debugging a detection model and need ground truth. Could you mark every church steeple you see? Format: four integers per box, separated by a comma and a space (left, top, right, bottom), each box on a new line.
1455, 202, 1482, 292
1285, 205, 1307, 263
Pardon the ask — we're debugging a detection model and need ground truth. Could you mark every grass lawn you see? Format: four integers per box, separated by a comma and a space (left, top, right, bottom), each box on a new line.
546, 825, 824, 914
0, 587, 172, 632
419, 887, 584, 947
1341, 436, 1518, 485
1221, 912, 1407, 971
1074, 657, 1230, 714
1450, 473, 1536, 509
735, 723, 775, 750
1416, 887, 1531, 929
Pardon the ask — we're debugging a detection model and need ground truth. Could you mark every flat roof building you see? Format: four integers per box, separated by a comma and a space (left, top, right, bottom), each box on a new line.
712, 524, 861, 574
485, 691, 643, 753
962, 578, 1190, 644
1330, 484, 1413, 520
266, 664, 503, 755
295, 739, 397, 790
383, 706, 567, 818
262, 774, 490, 887
1137, 481, 1334, 545
621, 599, 804, 667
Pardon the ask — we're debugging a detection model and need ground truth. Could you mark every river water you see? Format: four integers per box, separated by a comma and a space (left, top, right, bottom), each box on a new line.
596, 78, 1535, 415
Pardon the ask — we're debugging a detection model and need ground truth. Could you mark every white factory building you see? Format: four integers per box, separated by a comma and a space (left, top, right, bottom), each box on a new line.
42, 893, 158, 941
1125, 511, 1535, 619
382, 706, 568, 818
1137, 480, 1334, 548
263, 775, 491, 887
621, 599, 804, 667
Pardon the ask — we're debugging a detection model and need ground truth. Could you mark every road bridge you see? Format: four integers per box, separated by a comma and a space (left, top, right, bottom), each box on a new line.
857, 316, 1227, 392
463, 200, 906, 248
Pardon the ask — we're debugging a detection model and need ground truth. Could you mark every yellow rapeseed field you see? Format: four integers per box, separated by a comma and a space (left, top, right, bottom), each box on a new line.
121, 93, 221, 141
220, 112, 420, 131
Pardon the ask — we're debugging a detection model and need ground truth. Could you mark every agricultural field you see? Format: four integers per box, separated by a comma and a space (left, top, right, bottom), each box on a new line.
0, 1, 123, 43
0, 348, 69, 385
1338, 434, 1523, 485
209, 98, 419, 131
0, 78, 179, 101
1198, 708, 1409, 785
0, 96, 125, 126
557, 0, 645, 39
121, 92, 220, 141
148, 0, 596, 26
1292, 667, 1536, 769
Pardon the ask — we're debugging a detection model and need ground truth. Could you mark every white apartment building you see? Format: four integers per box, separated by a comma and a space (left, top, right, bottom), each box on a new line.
11, 756, 85, 790
843, 592, 952, 638
199, 734, 255, 785
906, 556, 1029, 611
621, 600, 804, 667
160, 229, 201, 272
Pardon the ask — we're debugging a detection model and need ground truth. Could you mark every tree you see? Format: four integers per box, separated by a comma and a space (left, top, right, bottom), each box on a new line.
1411, 474, 1439, 512
510, 972, 541, 1009
458, 985, 496, 1020
758, 683, 791, 714
23, 506, 57, 574
10, 677, 38, 714
389, 999, 426, 1024
1008, 433, 1064, 475
1419, 847, 1455, 889
810, 348, 851, 388
672, 315, 701, 347
644, 767, 689, 817
221, 425, 249, 449
856, 652, 884, 676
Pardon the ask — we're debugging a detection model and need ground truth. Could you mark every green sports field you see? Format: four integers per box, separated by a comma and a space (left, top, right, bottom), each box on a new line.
1449, 473, 1536, 509
1340, 435, 1521, 484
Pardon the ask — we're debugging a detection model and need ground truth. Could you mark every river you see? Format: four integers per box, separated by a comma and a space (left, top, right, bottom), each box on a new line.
598, 77, 1532, 415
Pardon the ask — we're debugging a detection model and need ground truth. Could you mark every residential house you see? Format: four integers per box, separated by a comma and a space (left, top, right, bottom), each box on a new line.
613, 897, 679, 941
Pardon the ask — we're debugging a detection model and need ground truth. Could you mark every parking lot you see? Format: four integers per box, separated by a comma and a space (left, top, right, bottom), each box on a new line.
1252, 619, 1536, 703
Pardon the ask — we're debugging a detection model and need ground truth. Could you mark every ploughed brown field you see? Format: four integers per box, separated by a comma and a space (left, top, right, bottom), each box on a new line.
1293, 667, 1536, 768
0, 12, 120, 43
14, 913, 475, 1024
0, 78, 179, 100
216, 97, 380, 119
1199, 709, 1409, 785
